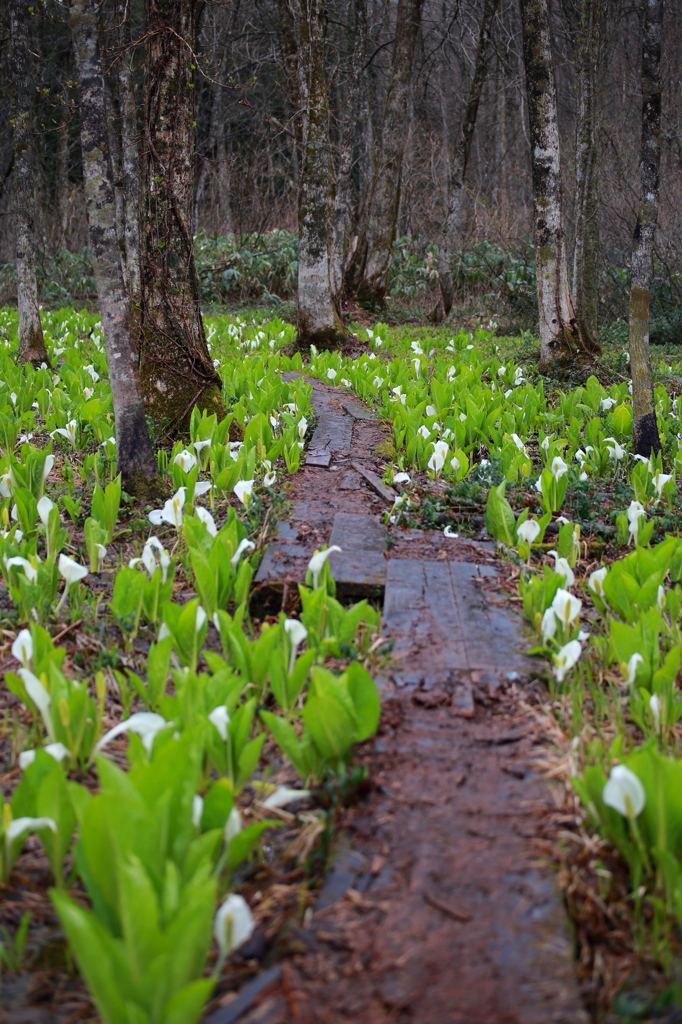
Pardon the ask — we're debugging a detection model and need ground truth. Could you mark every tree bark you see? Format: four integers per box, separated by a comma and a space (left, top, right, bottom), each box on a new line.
329, 0, 365, 305
345, 0, 425, 307
629, 0, 664, 458
276, 0, 304, 184
432, 0, 497, 324
290, 0, 347, 349
118, 10, 142, 303
56, 106, 71, 250
69, 0, 160, 493
8, 0, 49, 365
520, 0, 600, 370
572, 0, 601, 347
104, 78, 128, 292
139, 0, 223, 430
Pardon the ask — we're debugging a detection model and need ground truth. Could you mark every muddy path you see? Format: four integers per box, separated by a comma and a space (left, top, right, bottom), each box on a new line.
218, 374, 588, 1024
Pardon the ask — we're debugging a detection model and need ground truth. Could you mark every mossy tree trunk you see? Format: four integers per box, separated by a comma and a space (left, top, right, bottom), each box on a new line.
290, 0, 347, 350
520, 0, 600, 371
139, 0, 223, 431
432, 0, 497, 324
69, 0, 159, 493
8, 0, 49, 366
345, 0, 425, 308
629, 0, 664, 458
572, 0, 602, 348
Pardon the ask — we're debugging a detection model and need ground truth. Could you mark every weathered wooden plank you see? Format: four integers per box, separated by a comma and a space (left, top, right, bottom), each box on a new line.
343, 400, 375, 420
382, 560, 536, 691
305, 451, 332, 467
204, 966, 282, 1024
327, 512, 387, 588
350, 461, 396, 503
305, 409, 353, 463
253, 540, 309, 585
339, 470, 362, 490
280, 371, 356, 463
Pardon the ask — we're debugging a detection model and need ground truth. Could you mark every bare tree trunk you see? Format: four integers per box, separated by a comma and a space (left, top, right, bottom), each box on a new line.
56, 106, 71, 249
69, 0, 160, 493
432, 0, 497, 323
329, 0, 365, 305
216, 139, 233, 234
276, 0, 304, 182
520, 0, 600, 370
572, 0, 601, 347
345, 0, 425, 307
8, 0, 49, 365
139, 0, 223, 430
118, 10, 141, 303
493, 48, 508, 215
105, 79, 129, 293
629, 0, 664, 457
291, 0, 347, 349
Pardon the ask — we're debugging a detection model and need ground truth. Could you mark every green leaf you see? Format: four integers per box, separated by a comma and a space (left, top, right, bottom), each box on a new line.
163, 979, 215, 1024
226, 820, 277, 874
260, 711, 310, 779
344, 662, 380, 742
303, 694, 356, 763
50, 890, 130, 1024
484, 482, 516, 545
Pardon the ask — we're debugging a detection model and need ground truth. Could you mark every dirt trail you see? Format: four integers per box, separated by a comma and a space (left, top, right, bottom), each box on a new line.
225, 374, 588, 1024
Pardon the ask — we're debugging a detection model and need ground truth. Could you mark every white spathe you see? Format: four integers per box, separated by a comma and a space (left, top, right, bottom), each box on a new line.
95, 711, 168, 755
11, 629, 33, 668
307, 546, 342, 589
603, 764, 645, 819
213, 894, 255, 956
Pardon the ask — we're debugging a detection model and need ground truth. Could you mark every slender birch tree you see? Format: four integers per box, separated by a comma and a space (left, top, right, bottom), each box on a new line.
629, 0, 664, 457
69, 0, 159, 492
8, 0, 49, 366
290, 0, 347, 349
139, 0, 223, 430
572, 0, 601, 347
432, 0, 497, 323
345, 0, 425, 307
118, 11, 141, 304
520, 0, 599, 370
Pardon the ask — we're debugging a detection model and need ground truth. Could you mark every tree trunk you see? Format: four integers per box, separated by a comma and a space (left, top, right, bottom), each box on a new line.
520, 0, 600, 370
69, 0, 160, 493
118, 10, 142, 303
8, 0, 49, 365
629, 0, 664, 457
572, 0, 601, 347
432, 0, 497, 324
276, 0, 304, 183
139, 0, 223, 431
329, 0, 365, 306
291, 0, 347, 349
105, 78, 128, 293
56, 106, 71, 249
345, 0, 425, 308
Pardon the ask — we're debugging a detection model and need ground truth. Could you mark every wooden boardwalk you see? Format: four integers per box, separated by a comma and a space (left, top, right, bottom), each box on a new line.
231, 373, 587, 1024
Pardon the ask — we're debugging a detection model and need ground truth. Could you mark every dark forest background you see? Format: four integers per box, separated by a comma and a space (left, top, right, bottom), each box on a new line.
0, 0, 680, 339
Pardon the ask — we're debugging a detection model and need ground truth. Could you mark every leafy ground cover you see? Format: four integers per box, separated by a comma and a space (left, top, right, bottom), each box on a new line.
296, 322, 682, 1018
0, 307, 383, 1022
1, 305, 682, 1019
3, 235, 680, 345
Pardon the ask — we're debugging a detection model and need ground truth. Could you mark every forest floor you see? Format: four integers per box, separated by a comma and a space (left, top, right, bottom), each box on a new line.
202, 374, 589, 1024
1, 371, 591, 1024
3, 304, 682, 1024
